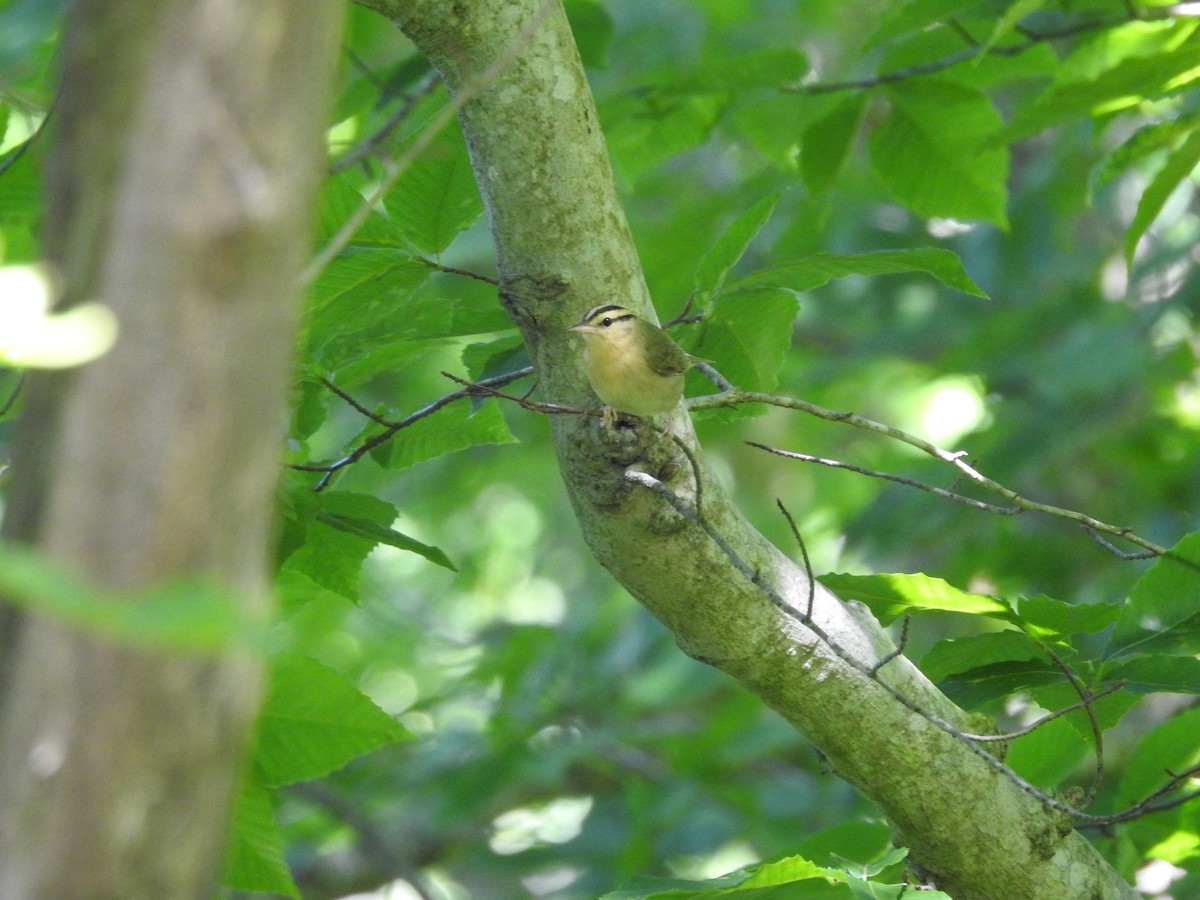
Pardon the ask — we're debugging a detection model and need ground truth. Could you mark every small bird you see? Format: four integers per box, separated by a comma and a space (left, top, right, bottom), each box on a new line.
568, 304, 705, 430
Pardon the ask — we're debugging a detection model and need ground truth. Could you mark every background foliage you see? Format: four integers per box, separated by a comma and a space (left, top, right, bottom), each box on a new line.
3, 0, 1200, 897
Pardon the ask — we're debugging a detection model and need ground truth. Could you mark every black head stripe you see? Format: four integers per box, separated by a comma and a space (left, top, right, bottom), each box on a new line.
584, 304, 629, 321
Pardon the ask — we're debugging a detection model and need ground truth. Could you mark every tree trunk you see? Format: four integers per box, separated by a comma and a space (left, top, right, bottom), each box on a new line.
356, 1, 1136, 897
0, 2, 341, 897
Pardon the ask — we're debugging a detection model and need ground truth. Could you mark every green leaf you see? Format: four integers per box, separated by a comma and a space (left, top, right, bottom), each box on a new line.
918, 631, 1044, 682
695, 193, 782, 301
865, 0, 983, 49
801, 96, 866, 195
385, 125, 483, 255
317, 510, 457, 571
282, 492, 409, 603
978, 0, 1045, 58
1091, 110, 1200, 194
1118, 706, 1200, 806
253, 652, 411, 787
222, 772, 297, 898
1102, 656, 1200, 695
1125, 126, 1200, 266
1014, 594, 1121, 639
1005, 716, 1088, 787
315, 174, 407, 248
565, 0, 614, 68
819, 572, 1014, 625
0, 542, 258, 652
730, 248, 987, 297
603, 91, 725, 184
991, 39, 1200, 146
379, 396, 517, 470
688, 287, 797, 394
1108, 532, 1200, 658
937, 658, 1064, 709
870, 79, 1009, 227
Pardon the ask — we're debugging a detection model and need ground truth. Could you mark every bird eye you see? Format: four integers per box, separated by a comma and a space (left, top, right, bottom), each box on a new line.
601, 317, 612, 327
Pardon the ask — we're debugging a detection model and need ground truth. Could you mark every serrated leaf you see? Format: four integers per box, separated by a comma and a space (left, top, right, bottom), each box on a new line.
938, 658, 1063, 708
870, 80, 1008, 227
819, 572, 1014, 625
282, 492, 402, 603
991, 40, 1200, 146
463, 335, 532, 411
1015, 594, 1120, 638
380, 396, 517, 470
222, 773, 297, 898
386, 125, 483, 255
1117, 706, 1200, 806
688, 287, 797, 393
918, 631, 1043, 682
695, 193, 782, 301
253, 652, 411, 787
1103, 656, 1200, 695
801, 96, 866, 195
730, 248, 987, 297
317, 510, 456, 571
1109, 532, 1200, 658
1125, 126, 1200, 266
315, 175, 406, 248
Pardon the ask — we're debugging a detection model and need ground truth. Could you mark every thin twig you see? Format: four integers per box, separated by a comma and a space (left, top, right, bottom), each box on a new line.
749, 442, 1021, 515
414, 255, 499, 285
332, 70, 442, 175
289, 367, 534, 489
318, 377, 393, 425
0, 371, 25, 418
870, 617, 910, 676
1081, 525, 1158, 560
1043, 644, 1105, 808
690, 389, 1166, 556
775, 499, 815, 619
440, 371, 596, 418
964, 681, 1126, 743
795, 9, 1173, 95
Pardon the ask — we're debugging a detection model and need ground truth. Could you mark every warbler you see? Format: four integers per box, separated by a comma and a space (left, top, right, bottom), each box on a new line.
568, 304, 705, 429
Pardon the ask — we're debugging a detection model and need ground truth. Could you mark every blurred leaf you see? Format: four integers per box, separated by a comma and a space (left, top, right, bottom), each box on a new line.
992, 39, 1200, 145
865, 0, 983, 49
1117, 706, 1200, 807
1125, 125, 1200, 266
1108, 532, 1200, 658
918, 631, 1043, 682
565, 0, 615, 68
253, 652, 412, 787
978, 0, 1045, 57
730, 248, 986, 297
0, 542, 257, 652
801, 96, 866, 195
222, 772, 297, 898
1091, 110, 1200, 194
937, 658, 1064, 708
385, 125, 483, 255
819, 572, 1015, 625
870, 80, 1008, 227
315, 175, 407, 248
695, 193, 782, 301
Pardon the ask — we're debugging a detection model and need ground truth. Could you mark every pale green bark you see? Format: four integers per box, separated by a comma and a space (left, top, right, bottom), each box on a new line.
0, 2, 342, 897
359, 1, 1137, 897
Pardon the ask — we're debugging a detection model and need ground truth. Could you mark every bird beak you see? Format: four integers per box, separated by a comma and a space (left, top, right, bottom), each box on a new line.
568, 322, 597, 335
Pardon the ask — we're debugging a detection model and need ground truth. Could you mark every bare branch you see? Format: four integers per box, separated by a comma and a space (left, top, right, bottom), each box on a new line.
413, 255, 499, 285
690, 388, 1167, 556
749, 442, 1021, 515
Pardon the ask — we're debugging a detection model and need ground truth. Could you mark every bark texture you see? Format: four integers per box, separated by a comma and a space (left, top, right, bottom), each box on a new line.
0, 2, 341, 897
357, 0, 1137, 897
